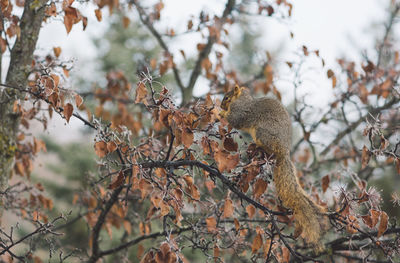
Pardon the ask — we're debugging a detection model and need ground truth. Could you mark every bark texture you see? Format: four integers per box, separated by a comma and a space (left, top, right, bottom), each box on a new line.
0, 0, 47, 210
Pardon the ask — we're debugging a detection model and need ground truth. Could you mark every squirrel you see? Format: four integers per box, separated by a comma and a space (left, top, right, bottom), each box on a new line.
220, 85, 328, 251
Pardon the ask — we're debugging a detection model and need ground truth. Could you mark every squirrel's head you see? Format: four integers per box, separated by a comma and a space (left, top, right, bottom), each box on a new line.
221, 85, 246, 111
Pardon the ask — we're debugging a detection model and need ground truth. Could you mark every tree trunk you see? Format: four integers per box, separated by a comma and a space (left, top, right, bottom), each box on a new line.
0, 0, 47, 218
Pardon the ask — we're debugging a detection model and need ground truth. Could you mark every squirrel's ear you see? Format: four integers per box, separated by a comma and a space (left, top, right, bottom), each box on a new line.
234, 85, 240, 94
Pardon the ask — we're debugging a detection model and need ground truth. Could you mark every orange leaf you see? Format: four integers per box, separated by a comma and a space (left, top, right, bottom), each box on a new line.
214, 246, 220, 258
321, 175, 330, 193
223, 198, 234, 218
327, 69, 334, 78
251, 233, 263, 254
51, 74, 60, 88
370, 209, 381, 227
361, 215, 374, 229
63, 67, 70, 77
377, 211, 388, 238
94, 9, 102, 22
191, 184, 200, 200
263, 239, 272, 259
33, 211, 39, 221
246, 204, 256, 219
253, 179, 268, 199
122, 16, 130, 28
64, 7, 78, 34
150, 58, 157, 70
33, 138, 47, 154
263, 64, 273, 85
234, 218, 240, 231
53, 47, 62, 57
187, 20, 193, 30
160, 242, 170, 256
64, 103, 73, 123
75, 94, 83, 107
197, 43, 206, 51
46, 1, 57, 15
281, 247, 290, 263
123, 220, 132, 235
361, 146, 371, 169
214, 149, 239, 172
107, 141, 117, 153
137, 244, 144, 259
201, 57, 212, 72
331, 76, 337, 88
13, 100, 19, 113
159, 201, 170, 217
182, 128, 194, 148
223, 137, 238, 152
82, 16, 88, 30
151, 195, 162, 208
205, 180, 215, 192
139, 179, 153, 199
135, 82, 148, 104
108, 171, 124, 189
0, 37, 6, 54
362, 60, 374, 73
205, 217, 217, 232
94, 141, 108, 158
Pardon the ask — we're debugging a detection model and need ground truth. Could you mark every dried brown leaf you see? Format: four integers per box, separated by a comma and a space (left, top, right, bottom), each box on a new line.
223, 198, 234, 218
361, 145, 371, 169
321, 175, 330, 193
246, 204, 256, 219
122, 16, 130, 28
253, 178, 268, 199
108, 171, 124, 189
94, 141, 108, 158
75, 94, 83, 108
94, 9, 102, 22
251, 233, 263, 254
135, 82, 148, 104
205, 217, 217, 232
223, 137, 238, 152
53, 47, 61, 57
327, 69, 334, 78
123, 220, 131, 235
64, 103, 73, 123
182, 128, 194, 148
377, 211, 388, 238
106, 141, 117, 153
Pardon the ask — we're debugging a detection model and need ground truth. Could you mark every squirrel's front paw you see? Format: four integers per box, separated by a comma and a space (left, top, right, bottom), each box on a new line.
219, 110, 227, 119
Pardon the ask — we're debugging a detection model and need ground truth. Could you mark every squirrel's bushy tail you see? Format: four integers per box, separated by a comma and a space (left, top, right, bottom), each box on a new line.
274, 155, 328, 251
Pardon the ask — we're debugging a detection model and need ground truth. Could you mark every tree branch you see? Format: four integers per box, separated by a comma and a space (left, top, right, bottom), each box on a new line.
137, 159, 287, 216
320, 98, 399, 157
185, 0, 236, 103
99, 226, 192, 257
132, 0, 186, 95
